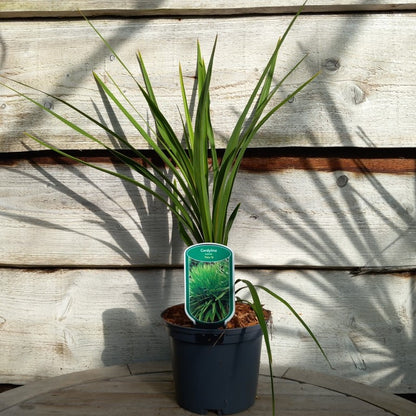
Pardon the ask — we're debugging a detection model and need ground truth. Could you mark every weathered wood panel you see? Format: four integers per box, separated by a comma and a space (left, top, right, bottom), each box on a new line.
0, 1, 415, 396
0, 157, 415, 268
1, 13, 416, 151
0, 268, 414, 393
0, 0, 415, 17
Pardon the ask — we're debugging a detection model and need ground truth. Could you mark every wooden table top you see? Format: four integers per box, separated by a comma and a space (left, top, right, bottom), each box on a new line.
0, 362, 415, 415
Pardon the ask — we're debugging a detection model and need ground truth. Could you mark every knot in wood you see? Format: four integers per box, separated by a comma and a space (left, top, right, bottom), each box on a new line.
324, 58, 340, 72
336, 175, 349, 188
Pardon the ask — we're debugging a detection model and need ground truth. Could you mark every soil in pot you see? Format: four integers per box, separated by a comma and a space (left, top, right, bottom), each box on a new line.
162, 302, 271, 329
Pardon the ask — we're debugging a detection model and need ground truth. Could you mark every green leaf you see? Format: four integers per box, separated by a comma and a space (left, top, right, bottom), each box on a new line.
254, 283, 332, 367
179, 63, 195, 150
237, 279, 276, 416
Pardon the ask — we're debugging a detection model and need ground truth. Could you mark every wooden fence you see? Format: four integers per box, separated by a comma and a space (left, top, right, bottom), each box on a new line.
0, 1, 415, 394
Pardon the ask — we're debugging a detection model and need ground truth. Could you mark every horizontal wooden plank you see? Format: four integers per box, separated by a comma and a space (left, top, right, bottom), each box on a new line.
0, 1, 415, 18
1, 13, 416, 151
0, 365, 132, 413
5, 149, 416, 174
0, 268, 414, 393
282, 367, 416, 416
0, 158, 415, 268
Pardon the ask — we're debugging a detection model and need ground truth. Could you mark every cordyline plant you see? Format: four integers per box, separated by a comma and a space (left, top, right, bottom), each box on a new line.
1, 4, 331, 414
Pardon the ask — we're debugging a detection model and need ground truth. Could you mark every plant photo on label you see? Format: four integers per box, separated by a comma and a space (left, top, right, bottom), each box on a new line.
188, 258, 231, 324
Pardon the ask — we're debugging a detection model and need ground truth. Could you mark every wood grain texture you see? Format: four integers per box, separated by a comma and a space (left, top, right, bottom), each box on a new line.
282, 367, 416, 416
0, 268, 414, 393
0, 158, 415, 268
1, 3, 415, 397
1, 13, 416, 151
0, 1, 415, 17
2, 364, 415, 415
0, 366, 132, 413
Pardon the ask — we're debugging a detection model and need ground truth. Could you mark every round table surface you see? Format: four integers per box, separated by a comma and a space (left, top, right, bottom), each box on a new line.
0, 362, 415, 415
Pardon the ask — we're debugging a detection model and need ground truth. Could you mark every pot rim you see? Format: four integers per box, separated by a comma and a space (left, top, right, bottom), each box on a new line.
161, 304, 269, 335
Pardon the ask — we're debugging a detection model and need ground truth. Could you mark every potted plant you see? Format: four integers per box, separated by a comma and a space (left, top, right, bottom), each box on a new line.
1, 3, 330, 414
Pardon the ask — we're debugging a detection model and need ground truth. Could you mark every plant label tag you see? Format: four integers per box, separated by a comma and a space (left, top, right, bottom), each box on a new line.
184, 243, 235, 328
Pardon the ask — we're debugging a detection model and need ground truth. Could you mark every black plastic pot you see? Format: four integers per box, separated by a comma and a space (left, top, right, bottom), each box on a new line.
163, 314, 263, 415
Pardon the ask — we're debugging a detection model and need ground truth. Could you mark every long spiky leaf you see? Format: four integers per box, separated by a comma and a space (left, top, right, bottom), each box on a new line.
237, 279, 276, 416
179, 63, 195, 150
251, 282, 332, 368
192, 37, 219, 241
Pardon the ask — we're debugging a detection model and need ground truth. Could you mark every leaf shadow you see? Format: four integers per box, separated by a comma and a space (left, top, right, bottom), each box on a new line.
232, 6, 416, 391
0, 1, 415, 388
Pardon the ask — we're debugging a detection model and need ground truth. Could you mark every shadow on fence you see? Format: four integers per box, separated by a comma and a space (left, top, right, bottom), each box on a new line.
0, 1, 414, 392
